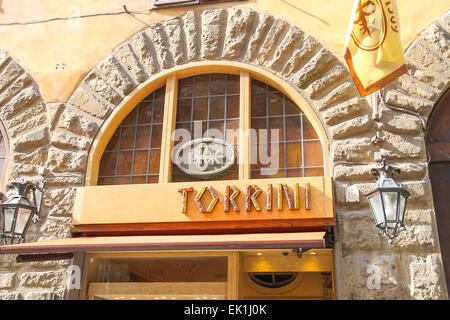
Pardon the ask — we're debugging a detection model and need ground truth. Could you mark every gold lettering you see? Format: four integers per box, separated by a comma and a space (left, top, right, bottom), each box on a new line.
305, 182, 311, 210
277, 184, 283, 210
224, 185, 240, 212
206, 187, 219, 213
266, 184, 272, 211
245, 185, 262, 212
194, 186, 219, 213
178, 187, 193, 214
282, 184, 294, 210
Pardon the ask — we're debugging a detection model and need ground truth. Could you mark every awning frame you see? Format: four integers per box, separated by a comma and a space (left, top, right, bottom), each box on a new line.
0, 232, 326, 255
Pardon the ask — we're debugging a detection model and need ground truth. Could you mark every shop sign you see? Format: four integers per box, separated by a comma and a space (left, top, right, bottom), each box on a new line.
72, 177, 334, 227
178, 183, 311, 214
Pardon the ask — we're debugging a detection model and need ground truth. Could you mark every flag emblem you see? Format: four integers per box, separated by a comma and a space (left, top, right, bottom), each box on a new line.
352, 0, 387, 51
344, 0, 407, 96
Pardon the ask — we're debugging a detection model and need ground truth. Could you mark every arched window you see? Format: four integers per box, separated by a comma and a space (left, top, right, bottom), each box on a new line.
0, 121, 9, 194
96, 71, 325, 186
98, 86, 165, 185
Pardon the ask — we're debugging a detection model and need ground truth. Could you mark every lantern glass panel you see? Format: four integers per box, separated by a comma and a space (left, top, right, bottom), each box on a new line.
382, 191, 398, 228
3, 207, 16, 233
368, 193, 384, 226
14, 207, 33, 235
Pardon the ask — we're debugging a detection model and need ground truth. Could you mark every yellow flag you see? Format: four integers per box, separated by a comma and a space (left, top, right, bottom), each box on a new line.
344, 0, 407, 96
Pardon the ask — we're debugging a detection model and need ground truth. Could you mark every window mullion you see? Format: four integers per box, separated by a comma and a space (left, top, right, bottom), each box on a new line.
159, 75, 178, 183
239, 71, 251, 180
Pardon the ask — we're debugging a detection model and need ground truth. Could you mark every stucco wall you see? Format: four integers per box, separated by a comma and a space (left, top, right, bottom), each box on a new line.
0, 0, 448, 102
0, 3, 449, 300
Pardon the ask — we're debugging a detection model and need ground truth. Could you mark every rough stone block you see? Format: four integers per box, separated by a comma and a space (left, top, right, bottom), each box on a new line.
182, 11, 200, 61
293, 48, 337, 89
40, 217, 72, 239
201, 9, 227, 59
46, 102, 64, 130
129, 32, 160, 75
68, 87, 112, 120
19, 271, 65, 288
162, 17, 187, 65
0, 60, 23, 92
282, 35, 319, 77
377, 106, 423, 134
0, 272, 16, 289
256, 18, 288, 65
57, 108, 100, 138
83, 71, 121, 105
331, 137, 374, 162
6, 102, 45, 130
46, 147, 87, 173
329, 114, 371, 139
115, 43, 149, 84
0, 85, 40, 120
305, 64, 349, 99
341, 254, 404, 299
317, 81, 358, 111
394, 223, 435, 249
420, 23, 450, 59
146, 23, 175, 69
384, 89, 434, 114
13, 147, 47, 167
408, 254, 447, 299
0, 73, 32, 106
8, 113, 47, 139
268, 25, 303, 72
406, 42, 449, 90
24, 289, 65, 300
12, 127, 48, 152
51, 130, 90, 151
223, 8, 256, 61
322, 97, 368, 125
391, 75, 439, 101
243, 13, 274, 63
98, 56, 135, 96
340, 210, 384, 250
379, 131, 425, 160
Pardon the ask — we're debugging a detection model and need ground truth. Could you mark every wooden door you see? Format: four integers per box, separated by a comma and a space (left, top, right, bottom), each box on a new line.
426, 88, 450, 295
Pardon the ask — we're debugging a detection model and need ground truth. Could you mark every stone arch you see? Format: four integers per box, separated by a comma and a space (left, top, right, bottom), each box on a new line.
50, 7, 373, 179
0, 50, 49, 188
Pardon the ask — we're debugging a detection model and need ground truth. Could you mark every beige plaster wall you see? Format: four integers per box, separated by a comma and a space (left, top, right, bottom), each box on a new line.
0, 0, 449, 102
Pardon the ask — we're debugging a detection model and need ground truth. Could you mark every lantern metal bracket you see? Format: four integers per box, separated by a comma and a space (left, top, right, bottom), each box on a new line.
0, 179, 46, 245
370, 158, 400, 180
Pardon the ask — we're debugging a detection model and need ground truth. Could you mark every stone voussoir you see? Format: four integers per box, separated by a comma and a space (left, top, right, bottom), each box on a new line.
201, 9, 228, 60
146, 22, 175, 69
115, 42, 150, 84
98, 56, 136, 97
162, 16, 187, 65
222, 8, 257, 61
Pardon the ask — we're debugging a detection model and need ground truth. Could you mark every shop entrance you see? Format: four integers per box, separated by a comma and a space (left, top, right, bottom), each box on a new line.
82, 249, 335, 300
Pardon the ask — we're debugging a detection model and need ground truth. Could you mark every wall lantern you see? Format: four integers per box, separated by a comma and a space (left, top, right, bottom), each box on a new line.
0, 181, 45, 245
365, 159, 410, 244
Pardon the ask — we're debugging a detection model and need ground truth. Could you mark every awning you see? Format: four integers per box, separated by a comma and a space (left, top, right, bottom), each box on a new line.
0, 232, 326, 254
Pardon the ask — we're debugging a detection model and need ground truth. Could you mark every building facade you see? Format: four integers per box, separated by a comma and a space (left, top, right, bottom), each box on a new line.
0, 0, 449, 300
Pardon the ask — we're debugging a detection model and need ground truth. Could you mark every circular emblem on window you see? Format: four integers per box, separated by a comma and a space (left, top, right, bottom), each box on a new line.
351, 0, 387, 51
172, 138, 235, 178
